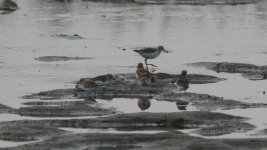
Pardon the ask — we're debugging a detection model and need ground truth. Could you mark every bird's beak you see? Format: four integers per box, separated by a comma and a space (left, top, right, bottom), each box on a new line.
164, 49, 168, 53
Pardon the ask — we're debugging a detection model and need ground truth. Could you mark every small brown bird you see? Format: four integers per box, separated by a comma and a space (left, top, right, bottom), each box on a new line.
76, 78, 98, 98
136, 63, 153, 86
91, 74, 115, 86
151, 73, 176, 84
176, 70, 189, 92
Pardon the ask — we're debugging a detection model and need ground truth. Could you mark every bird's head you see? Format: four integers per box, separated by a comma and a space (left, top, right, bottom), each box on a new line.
158, 46, 168, 53
137, 63, 144, 68
106, 74, 115, 80
181, 70, 187, 76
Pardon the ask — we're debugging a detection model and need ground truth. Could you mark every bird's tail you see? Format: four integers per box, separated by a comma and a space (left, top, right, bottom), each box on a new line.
133, 50, 140, 53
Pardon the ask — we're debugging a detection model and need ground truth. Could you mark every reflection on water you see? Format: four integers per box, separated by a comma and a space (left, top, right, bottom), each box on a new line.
96, 98, 195, 113
176, 100, 189, 110
137, 97, 151, 111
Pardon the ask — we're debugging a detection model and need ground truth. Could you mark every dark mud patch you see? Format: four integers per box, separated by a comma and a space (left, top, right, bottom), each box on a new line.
0, 112, 265, 149
0, 124, 66, 142
17, 99, 117, 117
51, 34, 85, 40
189, 62, 267, 80
0, 111, 255, 137
35, 56, 92, 62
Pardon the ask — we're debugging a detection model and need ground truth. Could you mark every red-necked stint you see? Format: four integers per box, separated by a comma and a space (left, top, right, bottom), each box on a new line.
136, 63, 153, 86
91, 74, 115, 86
134, 46, 168, 69
176, 70, 189, 92
76, 78, 98, 97
151, 73, 176, 84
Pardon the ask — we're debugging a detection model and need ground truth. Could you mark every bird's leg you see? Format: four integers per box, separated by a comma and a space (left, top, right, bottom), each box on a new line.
145, 58, 148, 70
145, 58, 157, 68
147, 63, 158, 67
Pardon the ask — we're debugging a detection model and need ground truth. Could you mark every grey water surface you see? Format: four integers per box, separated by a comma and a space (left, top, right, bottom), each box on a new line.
0, 0, 267, 146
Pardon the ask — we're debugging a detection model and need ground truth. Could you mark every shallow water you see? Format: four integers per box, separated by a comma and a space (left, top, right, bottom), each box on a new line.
0, 0, 267, 143
96, 98, 197, 113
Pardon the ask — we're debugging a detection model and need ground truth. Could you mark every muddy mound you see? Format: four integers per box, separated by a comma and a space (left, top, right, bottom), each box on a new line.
189, 62, 267, 80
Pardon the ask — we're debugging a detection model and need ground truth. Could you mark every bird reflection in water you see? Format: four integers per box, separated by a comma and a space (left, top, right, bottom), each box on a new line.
137, 97, 151, 111
176, 100, 189, 111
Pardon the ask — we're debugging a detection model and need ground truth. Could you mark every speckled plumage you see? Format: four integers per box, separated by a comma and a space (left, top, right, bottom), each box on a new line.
176, 70, 189, 92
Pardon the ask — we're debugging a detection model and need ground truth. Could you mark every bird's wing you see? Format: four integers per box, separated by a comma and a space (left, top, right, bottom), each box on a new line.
93, 76, 107, 82
134, 47, 157, 54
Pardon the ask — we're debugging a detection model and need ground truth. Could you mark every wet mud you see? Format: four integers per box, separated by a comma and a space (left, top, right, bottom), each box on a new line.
189, 62, 267, 80
22, 73, 225, 100
0, 111, 266, 150
2, 132, 267, 150
156, 92, 267, 111
0, 111, 255, 141
35, 56, 92, 62
0, 124, 66, 142
17, 102, 117, 117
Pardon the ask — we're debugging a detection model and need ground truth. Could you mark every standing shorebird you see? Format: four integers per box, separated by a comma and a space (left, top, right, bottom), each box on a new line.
136, 63, 153, 86
76, 78, 98, 98
134, 46, 168, 69
176, 70, 189, 92
91, 74, 115, 86
150, 73, 176, 84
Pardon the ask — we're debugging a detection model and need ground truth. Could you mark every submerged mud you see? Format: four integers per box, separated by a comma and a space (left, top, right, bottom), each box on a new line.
35, 56, 92, 62
189, 62, 267, 80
